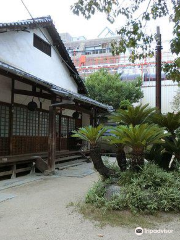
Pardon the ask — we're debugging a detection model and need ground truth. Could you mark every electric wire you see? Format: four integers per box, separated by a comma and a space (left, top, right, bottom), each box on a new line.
20, 0, 81, 80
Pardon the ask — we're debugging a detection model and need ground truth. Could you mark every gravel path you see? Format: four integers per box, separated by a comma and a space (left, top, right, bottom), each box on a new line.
0, 163, 180, 240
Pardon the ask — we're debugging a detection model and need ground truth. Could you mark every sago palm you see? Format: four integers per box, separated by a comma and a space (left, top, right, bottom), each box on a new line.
165, 138, 180, 162
153, 112, 180, 136
72, 125, 113, 178
105, 126, 127, 171
109, 104, 156, 126
111, 124, 169, 170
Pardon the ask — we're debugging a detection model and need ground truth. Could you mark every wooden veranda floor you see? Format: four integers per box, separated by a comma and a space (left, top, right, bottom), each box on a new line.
0, 150, 90, 180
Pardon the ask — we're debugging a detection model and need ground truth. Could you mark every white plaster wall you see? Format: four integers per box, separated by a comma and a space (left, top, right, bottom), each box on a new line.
0, 74, 51, 110
0, 75, 11, 103
62, 109, 74, 117
82, 113, 90, 126
0, 28, 78, 92
140, 80, 178, 113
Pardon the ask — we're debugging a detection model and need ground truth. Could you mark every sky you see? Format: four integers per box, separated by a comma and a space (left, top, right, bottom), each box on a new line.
0, 0, 174, 43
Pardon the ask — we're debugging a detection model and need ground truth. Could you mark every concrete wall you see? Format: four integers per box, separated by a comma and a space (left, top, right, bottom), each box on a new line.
0, 28, 78, 92
140, 80, 178, 113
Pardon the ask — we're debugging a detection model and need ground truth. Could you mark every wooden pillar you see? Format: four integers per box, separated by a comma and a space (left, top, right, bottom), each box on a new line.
9, 79, 15, 155
94, 108, 97, 127
90, 108, 97, 127
90, 107, 94, 126
48, 105, 56, 172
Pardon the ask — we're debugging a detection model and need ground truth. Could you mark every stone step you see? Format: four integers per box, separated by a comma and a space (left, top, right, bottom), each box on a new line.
55, 155, 83, 163
55, 159, 87, 170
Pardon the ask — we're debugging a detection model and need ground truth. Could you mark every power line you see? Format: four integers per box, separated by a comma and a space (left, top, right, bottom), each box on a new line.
144, 0, 152, 29
20, 0, 80, 79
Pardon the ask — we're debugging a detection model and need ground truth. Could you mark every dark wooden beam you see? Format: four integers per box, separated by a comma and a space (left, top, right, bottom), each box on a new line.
14, 89, 52, 100
9, 79, 15, 155
61, 104, 92, 115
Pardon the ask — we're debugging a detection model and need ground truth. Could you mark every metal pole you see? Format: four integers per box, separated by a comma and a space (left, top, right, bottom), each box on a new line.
155, 26, 162, 112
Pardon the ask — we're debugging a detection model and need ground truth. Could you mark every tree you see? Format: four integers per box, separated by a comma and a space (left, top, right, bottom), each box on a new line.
105, 128, 127, 171
152, 112, 180, 137
71, 0, 180, 81
85, 69, 143, 109
111, 124, 169, 170
72, 125, 114, 178
172, 86, 180, 112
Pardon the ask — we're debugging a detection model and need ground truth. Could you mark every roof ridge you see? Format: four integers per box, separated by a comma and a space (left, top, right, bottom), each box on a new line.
0, 15, 52, 25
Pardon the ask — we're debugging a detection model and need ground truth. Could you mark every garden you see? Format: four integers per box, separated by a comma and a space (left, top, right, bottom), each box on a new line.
72, 104, 180, 222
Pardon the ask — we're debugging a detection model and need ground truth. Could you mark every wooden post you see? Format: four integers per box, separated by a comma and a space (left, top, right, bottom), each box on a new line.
90, 108, 94, 126
155, 26, 162, 112
48, 105, 56, 172
94, 108, 97, 127
9, 79, 15, 155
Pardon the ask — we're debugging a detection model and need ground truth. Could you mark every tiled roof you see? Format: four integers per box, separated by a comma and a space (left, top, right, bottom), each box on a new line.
0, 16, 87, 94
0, 60, 113, 111
0, 16, 52, 29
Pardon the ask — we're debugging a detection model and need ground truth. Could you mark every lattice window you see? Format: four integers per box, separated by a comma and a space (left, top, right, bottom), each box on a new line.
13, 106, 40, 136
0, 105, 9, 137
13, 107, 27, 136
61, 117, 68, 138
39, 112, 49, 136
69, 118, 75, 134
27, 111, 39, 136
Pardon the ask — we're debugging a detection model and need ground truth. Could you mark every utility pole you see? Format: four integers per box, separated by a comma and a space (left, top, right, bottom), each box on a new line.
155, 26, 162, 112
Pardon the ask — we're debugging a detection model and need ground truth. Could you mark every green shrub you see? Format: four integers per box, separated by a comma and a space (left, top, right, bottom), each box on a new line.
86, 163, 180, 214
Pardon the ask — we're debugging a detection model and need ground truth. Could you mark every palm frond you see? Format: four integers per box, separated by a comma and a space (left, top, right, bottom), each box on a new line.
108, 124, 169, 150
153, 112, 180, 134
72, 124, 107, 145
109, 104, 156, 126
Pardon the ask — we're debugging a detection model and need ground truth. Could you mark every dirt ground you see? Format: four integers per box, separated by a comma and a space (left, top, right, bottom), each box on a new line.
0, 163, 180, 240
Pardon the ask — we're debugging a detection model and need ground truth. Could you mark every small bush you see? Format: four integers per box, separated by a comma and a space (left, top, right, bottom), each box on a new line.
86, 163, 180, 214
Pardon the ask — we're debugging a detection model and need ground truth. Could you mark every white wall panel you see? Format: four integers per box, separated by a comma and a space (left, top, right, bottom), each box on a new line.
140, 80, 178, 113
0, 28, 78, 92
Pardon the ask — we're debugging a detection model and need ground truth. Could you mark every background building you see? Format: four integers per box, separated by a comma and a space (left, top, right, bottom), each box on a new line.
60, 29, 179, 113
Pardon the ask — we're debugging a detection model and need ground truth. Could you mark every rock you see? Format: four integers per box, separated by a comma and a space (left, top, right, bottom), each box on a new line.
44, 170, 55, 176
97, 234, 104, 237
104, 184, 121, 201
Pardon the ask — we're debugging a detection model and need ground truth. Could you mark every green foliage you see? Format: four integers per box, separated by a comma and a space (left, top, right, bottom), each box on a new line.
172, 87, 180, 112
119, 99, 132, 110
86, 180, 106, 207
71, 1, 180, 82
86, 163, 180, 213
85, 69, 143, 109
152, 112, 180, 135
110, 124, 168, 151
109, 104, 156, 126
165, 138, 180, 160
72, 124, 107, 146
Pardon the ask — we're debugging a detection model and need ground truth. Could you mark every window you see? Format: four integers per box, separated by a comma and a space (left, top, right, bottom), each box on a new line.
69, 118, 75, 133
33, 34, 51, 57
13, 107, 27, 136
39, 112, 49, 136
0, 105, 9, 137
61, 117, 68, 138
13, 107, 49, 137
